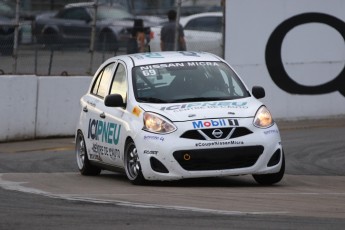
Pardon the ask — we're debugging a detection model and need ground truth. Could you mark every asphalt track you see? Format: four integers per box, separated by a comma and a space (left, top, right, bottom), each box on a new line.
0, 117, 344, 229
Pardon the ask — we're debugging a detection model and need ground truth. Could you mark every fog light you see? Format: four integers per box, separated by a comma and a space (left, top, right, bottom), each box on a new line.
183, 153, 191, 161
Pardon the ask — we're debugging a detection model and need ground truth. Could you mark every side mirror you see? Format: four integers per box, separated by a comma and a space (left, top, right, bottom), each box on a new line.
252, 86, 265, 99
104, 94, 126, 107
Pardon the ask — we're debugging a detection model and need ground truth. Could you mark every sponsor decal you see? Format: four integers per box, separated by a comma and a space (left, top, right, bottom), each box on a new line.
140, 62, 220, 76
92, 143, 104, 155
91, 142, 120, 161
132, 106, 142, 117
143, 53, 164, 58
88, 119, 121, 145
89, 152, 101, 161
160, 101, 248, 112
144, 150, 159, 155
144, 135, 165, 141
264, 129, 279, 135
109, 148, 120, 161
192, 119, 239, 129
140, 62, 218, 71
195, 140, 244, 147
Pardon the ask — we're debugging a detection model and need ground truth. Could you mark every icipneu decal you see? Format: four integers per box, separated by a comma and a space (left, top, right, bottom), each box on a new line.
160, 101, 248, 111
88, 119, 121, 145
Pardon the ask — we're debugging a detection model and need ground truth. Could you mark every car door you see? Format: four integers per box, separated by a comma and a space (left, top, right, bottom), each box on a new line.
56, 7, 91, 42
99, 62, 129, 167
80, 62, 116, 163
183, 16, 222, 56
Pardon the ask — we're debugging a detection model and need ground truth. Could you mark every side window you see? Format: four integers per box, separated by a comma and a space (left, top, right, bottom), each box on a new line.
110, 63, 127, 103
92, 69, 103, 95
219, 70, 245, 97
58, 8, 90, 21
91, 63, 115, 98
184, 16, 222, 33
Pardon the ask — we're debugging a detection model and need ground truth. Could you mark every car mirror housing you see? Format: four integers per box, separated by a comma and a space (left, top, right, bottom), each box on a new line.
252, 86, 265, 99
104, 94, 125, 107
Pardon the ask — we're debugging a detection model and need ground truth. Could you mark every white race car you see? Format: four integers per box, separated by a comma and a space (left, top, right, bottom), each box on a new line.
75, 51, 284, 185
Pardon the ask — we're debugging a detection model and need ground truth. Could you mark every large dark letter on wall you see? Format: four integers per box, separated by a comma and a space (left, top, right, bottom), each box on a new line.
265, 13, 345, 97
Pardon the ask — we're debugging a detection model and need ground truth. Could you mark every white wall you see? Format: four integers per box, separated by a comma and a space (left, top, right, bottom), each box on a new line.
225, 0, 345, 119
0, 75, 37, 141
0, 75, 91, 142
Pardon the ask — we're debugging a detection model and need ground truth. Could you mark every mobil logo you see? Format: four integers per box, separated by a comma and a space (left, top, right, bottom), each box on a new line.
192, 119, 227, 129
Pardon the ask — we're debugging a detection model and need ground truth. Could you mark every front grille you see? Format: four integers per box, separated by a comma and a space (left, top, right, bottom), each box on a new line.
180, 127, 253, 140
173, 146, 264, 171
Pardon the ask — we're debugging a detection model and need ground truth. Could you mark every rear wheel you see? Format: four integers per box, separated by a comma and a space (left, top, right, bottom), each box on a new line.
124, 140, 146, 185
75, 131, 101, 176
253, 153, 285, 185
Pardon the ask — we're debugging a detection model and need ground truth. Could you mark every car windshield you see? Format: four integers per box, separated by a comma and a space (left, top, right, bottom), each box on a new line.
95, 6, 133, 20
133, 61, 250, 103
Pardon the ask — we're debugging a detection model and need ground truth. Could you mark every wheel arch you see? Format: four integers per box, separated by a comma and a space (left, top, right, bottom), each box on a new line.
42, 25, 60, 35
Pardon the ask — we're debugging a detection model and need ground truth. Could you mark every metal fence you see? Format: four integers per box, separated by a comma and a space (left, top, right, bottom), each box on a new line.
0, 0, 223, 76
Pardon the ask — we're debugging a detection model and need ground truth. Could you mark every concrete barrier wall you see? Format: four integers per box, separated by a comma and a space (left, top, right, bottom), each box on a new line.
35, 77, 91, 138
1, 73, 344, 142
0, 75, 91, 142
0, 75, 37, 141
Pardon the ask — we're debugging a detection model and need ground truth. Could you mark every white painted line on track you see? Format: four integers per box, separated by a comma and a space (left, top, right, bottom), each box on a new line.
0, 175, 289, 216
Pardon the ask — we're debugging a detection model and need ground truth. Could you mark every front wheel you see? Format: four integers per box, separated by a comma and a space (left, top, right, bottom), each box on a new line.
253, 153, 285, 185
75, 131, 101, 176
124, 140, 146, 185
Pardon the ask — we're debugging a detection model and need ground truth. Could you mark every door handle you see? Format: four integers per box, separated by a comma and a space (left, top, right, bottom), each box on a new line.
100, 112, 106, 119
83, 106, 88, 112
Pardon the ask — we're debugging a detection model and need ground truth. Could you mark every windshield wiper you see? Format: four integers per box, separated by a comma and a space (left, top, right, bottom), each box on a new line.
137, 97, 167, 103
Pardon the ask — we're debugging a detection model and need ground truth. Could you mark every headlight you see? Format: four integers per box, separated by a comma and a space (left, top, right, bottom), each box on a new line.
143, 112, 177, 134
253, 106, 274, 128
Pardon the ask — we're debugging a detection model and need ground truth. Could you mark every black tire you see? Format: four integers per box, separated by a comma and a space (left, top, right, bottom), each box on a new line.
75, 131, 101, 176
124, 140, 146, 185
253, 152, 285, 185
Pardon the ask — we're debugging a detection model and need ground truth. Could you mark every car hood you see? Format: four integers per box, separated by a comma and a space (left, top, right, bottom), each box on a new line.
100, 18, 134, 27
100, 18, 156, 28
138, 98, 263, 122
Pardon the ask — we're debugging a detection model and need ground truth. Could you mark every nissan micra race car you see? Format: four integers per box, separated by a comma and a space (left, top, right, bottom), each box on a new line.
75, 51, 285, 185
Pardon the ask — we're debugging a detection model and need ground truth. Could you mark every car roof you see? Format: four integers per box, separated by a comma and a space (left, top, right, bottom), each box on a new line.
180, 11, 223, 26
65, 2, 94, 8
113, 51, 224, 67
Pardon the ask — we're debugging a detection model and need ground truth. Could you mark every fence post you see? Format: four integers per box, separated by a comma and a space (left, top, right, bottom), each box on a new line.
48, 49, 54, 75
88, 0, 99, 75
221, 0, 225, 59
12, 0, 20, 74
174, 0, 182, 51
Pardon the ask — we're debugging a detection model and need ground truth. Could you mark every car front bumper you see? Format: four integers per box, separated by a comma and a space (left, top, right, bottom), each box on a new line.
134, 119, 283, 181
